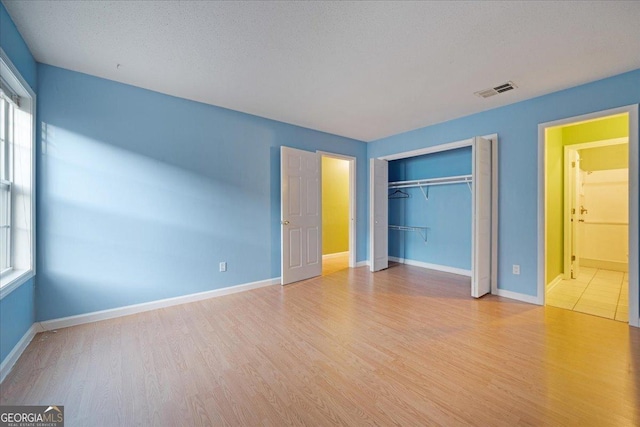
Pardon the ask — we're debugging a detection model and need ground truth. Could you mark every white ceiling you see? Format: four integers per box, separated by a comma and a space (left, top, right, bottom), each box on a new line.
3, 1, 640, 142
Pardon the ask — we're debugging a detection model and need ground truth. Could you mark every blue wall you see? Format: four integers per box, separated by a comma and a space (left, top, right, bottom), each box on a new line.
3, 0, 639, 331
369, 68, 640, 298
0, 2, 37, 365
0, 279, 35, 362
388, 147, 472, 270
0, 4, 36, 91
36, 64, 367, 321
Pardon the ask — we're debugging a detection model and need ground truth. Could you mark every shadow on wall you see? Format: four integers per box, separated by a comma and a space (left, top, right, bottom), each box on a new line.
37, 123, 273, 320
35, 64, 367, 321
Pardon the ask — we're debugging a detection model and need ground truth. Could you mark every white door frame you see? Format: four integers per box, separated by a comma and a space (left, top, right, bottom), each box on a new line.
376, 133, 499, 294
564, 148, 582, 280
538, 105, 639, 327
317, 151, 357, 268
563, 138, 629, 280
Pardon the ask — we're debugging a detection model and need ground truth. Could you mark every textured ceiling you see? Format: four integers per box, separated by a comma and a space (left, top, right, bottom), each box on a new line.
3, 1, 640, 141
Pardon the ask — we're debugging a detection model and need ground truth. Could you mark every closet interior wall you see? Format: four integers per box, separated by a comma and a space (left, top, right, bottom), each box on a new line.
388, 147, 473, 272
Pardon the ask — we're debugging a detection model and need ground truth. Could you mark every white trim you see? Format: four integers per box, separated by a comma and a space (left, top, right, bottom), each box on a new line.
322, 251, 349, 259
318, 151, 357, 268
0, 48, 36, 296
379, 139, 473, 161
0, 323, 42, 384
0, 49, 35, 99
349, 157, 356, 268
629, 105, 639, 327
389, 256, 472, 277
538, 104, 639, 327
546, 274, 563, 292
38, 277, 280, 331
540, 122, 546, 299
494, 288, 542, 305
355, 260, 369, 268
0, 269, 33, 300
562, 146, 573, 280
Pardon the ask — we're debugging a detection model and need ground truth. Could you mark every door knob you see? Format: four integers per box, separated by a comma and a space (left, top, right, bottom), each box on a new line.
281, 220, 290, 225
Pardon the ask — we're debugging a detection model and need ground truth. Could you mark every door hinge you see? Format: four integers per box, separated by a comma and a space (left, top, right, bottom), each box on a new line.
571, 208, 575, 214
571, 255, 576, 261
571, 161, 575, 168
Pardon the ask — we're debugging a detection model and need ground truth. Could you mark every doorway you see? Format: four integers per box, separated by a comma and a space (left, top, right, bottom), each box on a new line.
321, 155, 351, 275
539, 106, 639, 326
280, 148, 356, 285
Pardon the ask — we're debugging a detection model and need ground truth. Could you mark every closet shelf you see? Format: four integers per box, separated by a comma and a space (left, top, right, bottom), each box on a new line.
388, 174, 472, 200
389, 225, 429, 243
388, 174, 472, 189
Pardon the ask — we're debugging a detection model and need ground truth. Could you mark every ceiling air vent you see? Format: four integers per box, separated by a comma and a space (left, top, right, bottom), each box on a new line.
474, 81, 517, 98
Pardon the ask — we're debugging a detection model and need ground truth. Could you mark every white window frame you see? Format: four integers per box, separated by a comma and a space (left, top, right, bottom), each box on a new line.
0, 48, 36, 299
1, 95, 14, 274
0, 179, 12, 274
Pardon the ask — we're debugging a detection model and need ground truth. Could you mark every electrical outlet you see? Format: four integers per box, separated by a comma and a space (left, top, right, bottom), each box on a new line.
219, 262, 227, 272
512, 264, 520, 275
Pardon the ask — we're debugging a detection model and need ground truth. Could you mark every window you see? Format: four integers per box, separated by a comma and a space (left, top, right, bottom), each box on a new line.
0, 51, 35, 298
0, 95, 13, 273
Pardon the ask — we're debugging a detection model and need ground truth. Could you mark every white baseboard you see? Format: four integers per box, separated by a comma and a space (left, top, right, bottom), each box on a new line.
0, 323, 43, 384
322, 251, 349, 260
494, 288, 542, 305
388, 257, 541, 306
38, 277, 280, 332
389, 256, 472, 277
356, 260, 369, 268
546, 274, 563, 292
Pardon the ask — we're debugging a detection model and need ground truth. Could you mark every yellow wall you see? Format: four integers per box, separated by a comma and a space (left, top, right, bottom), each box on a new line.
545, 113, 629, 284
322, 157, 349, 255
561, 113, 628, 145
580, 144, 628, 171
545, 127, 564, 284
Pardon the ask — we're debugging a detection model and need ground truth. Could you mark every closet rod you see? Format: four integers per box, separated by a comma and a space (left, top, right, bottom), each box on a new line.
388, 174, 472, 189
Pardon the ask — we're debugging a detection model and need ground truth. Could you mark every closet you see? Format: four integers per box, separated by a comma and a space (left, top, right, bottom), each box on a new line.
370, 136, 496, 298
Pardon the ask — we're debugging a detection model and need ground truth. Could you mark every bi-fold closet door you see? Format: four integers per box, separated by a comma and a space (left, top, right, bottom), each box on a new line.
370, 136, 494, 298
471, 136, 492, 297
370, 159, 389, 272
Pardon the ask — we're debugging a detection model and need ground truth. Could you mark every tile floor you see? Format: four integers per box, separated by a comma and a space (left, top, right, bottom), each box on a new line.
546, 267, 628, 322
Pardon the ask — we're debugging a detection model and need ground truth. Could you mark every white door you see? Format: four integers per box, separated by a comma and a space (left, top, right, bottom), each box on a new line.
281, 146, 322, 285
472, 137, 492, 298
569, 150, 581, 279
370, 158, 388, 272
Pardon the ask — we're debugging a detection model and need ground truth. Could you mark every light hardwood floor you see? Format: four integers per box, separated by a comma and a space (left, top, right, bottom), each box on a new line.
322, 252, 349, 276
1, 264, 639, 426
